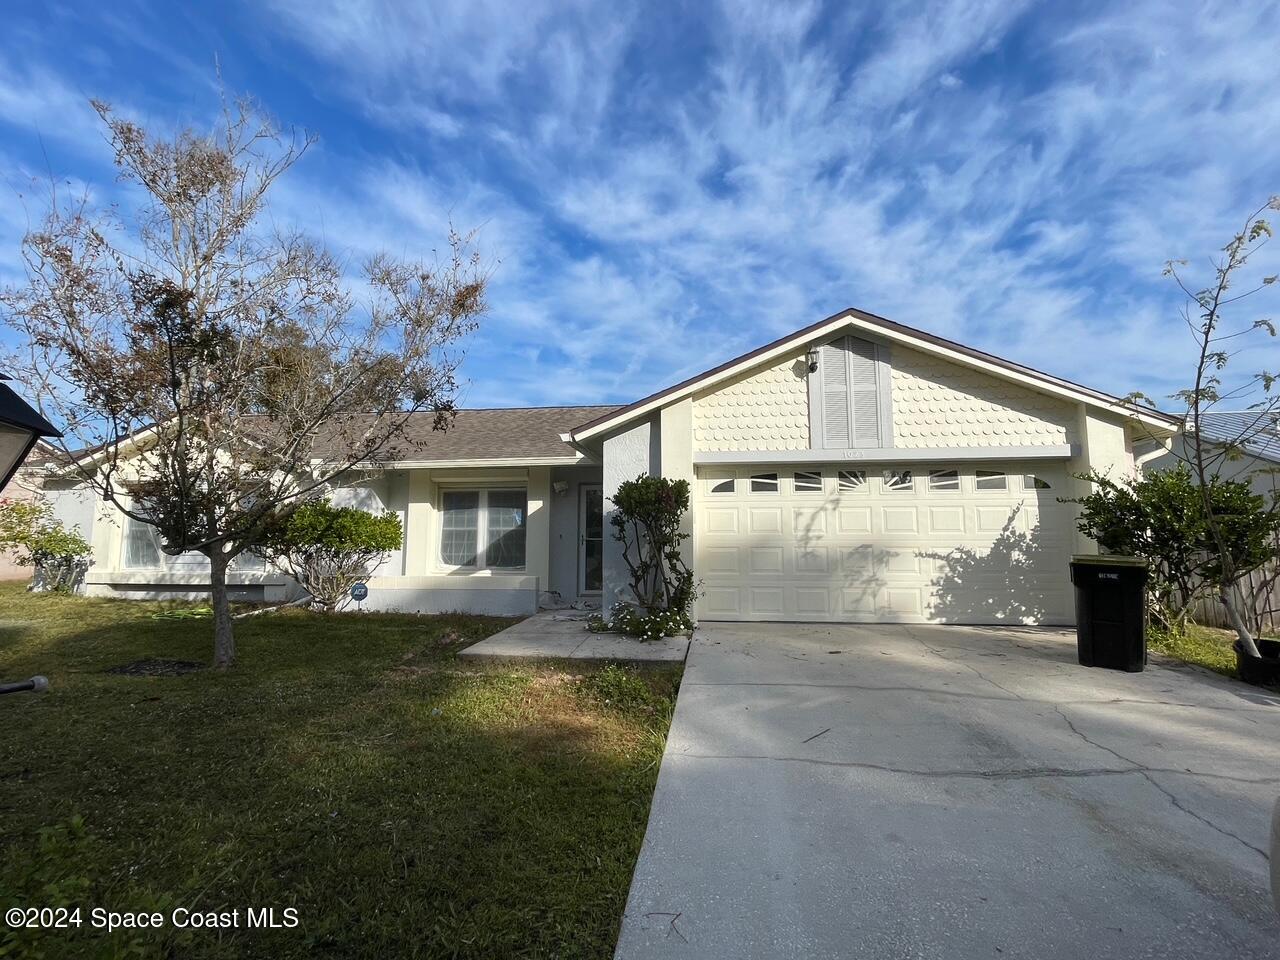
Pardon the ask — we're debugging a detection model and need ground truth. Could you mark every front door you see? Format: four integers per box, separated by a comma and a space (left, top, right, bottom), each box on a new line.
579, 485, 603, 595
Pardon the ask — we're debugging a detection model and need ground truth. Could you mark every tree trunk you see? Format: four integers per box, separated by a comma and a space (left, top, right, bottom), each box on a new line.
1221, 584, 1262, 659
208, 548, 236, 669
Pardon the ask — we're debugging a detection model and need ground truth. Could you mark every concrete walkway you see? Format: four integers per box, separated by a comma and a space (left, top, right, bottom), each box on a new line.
458, 610, 689, 662
615, 622, 1280, 959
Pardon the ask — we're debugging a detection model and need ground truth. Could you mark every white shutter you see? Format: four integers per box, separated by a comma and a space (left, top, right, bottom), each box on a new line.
820, 340, 850, 447
816, 336, 884, 449
847, 337, 881, 447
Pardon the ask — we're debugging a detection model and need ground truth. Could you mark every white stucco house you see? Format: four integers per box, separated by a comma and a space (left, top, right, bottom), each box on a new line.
41, 307, 1180, 625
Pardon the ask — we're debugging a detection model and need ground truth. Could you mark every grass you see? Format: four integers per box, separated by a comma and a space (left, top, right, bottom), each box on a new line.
0, 583, 681, 959
1148, 621, 1278, 683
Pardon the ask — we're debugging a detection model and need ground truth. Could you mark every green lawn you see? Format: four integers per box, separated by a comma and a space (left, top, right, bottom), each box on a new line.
1149, 621, 1278, 684
0, 583, 681, 959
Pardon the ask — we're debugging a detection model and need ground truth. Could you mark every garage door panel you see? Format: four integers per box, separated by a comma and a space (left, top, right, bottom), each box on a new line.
705, 507, 739, 534
796, 547, 829, 574
792, 507, 827, 536
697, 463, 1072, 624
881, 506, 918, 533
748, 587, 784, 616
704, 546, 741, 575
748, 507, 782, 534
927, 505, 967, 534
748, 545, 784, 574
792, 587, 830, 616
836, 506, 872, 534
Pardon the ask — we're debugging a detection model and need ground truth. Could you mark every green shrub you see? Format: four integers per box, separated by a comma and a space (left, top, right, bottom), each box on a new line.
259, 498, 403, 611
0, 497, 92, 593
608, 475, 698, 634
1065, 466, 1279, 630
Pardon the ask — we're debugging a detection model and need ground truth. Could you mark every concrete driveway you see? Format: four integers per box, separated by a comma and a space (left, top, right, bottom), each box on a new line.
615, 623, 1280, 959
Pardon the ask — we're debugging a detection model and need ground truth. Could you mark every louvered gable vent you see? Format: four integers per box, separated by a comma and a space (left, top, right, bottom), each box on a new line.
813, 336, 887, 448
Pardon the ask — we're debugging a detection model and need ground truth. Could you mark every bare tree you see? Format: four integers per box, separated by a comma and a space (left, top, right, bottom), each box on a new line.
1, 95, 486, 667
1143, 198, 1280, 659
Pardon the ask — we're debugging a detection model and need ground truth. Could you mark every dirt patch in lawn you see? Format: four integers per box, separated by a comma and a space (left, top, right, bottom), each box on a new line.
106, 657, 206, 676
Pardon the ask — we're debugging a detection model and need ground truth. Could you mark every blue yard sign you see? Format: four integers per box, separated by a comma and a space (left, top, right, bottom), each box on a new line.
350, 582, 369, 603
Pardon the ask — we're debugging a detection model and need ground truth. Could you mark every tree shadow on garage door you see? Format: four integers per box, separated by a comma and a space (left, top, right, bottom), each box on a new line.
917, 507, 1058, 623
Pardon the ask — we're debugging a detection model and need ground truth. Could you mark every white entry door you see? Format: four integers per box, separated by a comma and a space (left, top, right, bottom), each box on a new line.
694, 462, 1074, 624
579, 485, 604, 595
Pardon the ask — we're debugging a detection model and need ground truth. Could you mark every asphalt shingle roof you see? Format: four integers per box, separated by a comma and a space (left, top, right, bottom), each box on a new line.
315, 405, 622, 461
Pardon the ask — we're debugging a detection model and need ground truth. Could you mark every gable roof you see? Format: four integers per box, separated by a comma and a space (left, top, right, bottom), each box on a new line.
1197, 410, 1280, 464
317, 405, 623, 464
569, 306, 1178, 442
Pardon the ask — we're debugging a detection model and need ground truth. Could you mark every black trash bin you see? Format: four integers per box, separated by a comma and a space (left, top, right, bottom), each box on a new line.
1069, 555, 1148, 672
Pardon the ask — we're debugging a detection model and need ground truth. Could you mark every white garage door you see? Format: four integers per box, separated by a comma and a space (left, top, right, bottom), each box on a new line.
695, 462, 1074, 624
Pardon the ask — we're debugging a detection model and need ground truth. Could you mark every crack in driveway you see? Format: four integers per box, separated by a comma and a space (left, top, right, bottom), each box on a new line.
1052, 704, 1272, 860
674, 749, 1280, 788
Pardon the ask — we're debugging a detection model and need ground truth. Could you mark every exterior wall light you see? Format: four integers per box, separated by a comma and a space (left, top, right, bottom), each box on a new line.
805, 348, 819, 373
0, 375, 60, 492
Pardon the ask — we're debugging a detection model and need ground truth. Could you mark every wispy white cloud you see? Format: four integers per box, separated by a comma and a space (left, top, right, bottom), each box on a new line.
2, 0, 1279, 411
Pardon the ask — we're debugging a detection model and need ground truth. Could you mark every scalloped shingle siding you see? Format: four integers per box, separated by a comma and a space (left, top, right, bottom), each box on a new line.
692, 353, 810, 451
891, 347, 1076, 447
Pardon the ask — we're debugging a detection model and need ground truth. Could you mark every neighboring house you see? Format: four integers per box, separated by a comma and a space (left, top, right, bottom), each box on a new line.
1149, 410, 1280, 500
43, 307, 1179, 624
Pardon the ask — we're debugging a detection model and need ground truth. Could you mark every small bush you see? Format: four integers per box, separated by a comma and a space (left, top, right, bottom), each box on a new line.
0, 497, 92, 593
259, 498, 403, 610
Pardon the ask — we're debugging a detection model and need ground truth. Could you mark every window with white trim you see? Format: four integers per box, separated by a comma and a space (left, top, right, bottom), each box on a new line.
750, 473, 779, 493
793, 471, 823, 493
440, 489, 527, 569
1023, 474, 1052, 490
883, 470, 913, 492
975, 470, 1008, 491
928, 469, 960, 491
709, 477, 735, 494
837, 470, 866, 492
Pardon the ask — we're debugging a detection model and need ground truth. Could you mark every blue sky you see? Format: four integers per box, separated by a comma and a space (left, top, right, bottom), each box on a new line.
2, 0, 1278, 410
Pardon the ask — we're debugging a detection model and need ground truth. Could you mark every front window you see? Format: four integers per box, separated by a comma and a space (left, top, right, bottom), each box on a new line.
440, 489, 527, 570
123, 516, 161, 568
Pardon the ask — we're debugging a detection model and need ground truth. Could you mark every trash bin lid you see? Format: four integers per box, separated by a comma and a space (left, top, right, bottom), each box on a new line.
1070, 554, 1147, 567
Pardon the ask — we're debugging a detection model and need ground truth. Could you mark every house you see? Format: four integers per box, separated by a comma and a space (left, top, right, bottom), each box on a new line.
1149, 410, 1280, 499
43, 307, 1179, 624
